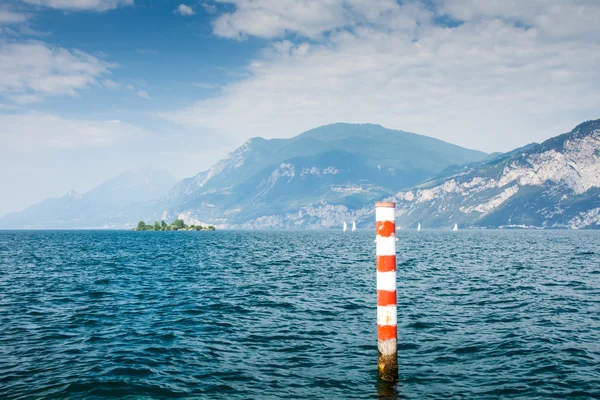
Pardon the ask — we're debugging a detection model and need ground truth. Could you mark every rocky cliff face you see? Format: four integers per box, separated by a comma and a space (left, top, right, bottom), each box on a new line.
391, 120, 600, 229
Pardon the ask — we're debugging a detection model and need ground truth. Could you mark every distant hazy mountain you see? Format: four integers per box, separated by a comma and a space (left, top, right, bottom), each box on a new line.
162, 123, 489, 228
85, 166, 177, 206
0, 166, 176, 229
391, 119, 600, 229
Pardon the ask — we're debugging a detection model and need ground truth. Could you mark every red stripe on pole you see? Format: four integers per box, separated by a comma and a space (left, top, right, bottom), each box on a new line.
376, 221, 395, 237
378, 325, 397, 341
377, 255, 396, 272
377, 290, 396, 306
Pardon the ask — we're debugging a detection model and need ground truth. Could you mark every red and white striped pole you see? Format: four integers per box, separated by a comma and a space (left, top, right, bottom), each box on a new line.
375, 201, 398, 381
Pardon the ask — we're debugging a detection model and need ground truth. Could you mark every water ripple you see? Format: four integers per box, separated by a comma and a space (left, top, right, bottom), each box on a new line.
0, 230, 599, 398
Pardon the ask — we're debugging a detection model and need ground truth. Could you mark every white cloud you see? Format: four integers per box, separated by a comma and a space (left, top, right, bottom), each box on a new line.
435, 0, 600, 41
19, 0, 133, 12
137, 90, 151, 99
211, 0, 432, 40
202, 2, 217, 14
159, 0, 600, 152
0, 40, 114, 103
212, 0, 348, 39
0, 112, 144, 150
18, 24, 52, 36
102, 79, 120, 89
174, 4, 195, 16
0, 8, 28, 24
212, 0, 600, 42
0, 6, 49, 38
12, 94, 44, 104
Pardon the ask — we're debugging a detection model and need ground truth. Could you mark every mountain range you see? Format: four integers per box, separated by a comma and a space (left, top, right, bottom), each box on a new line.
1, 120, 599, 229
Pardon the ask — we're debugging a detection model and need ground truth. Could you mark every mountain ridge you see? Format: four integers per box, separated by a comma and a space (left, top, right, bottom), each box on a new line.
389, 119, 600, 229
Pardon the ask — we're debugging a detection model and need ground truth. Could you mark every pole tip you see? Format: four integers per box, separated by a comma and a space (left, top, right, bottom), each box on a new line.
375, 201, 396, 208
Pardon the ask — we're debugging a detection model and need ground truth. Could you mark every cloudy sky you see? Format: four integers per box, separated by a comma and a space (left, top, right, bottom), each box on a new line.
1, 0, 599, 216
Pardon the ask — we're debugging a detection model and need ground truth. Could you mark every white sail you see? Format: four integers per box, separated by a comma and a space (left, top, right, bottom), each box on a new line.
352, 221, 356, 231
417, 223, 421, 232
453, 223, 458, 231
343, 221, 347, 232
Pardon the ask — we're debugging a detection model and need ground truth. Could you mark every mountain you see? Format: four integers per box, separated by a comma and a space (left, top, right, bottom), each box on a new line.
419, 142, 540, 185
162, 123, 489, 228
85, 166, 177, 206
0, 166, 176, 229
391, 119, 600, 229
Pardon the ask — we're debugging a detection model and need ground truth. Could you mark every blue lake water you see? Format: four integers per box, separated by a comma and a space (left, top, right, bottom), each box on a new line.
1, 230, 599, 399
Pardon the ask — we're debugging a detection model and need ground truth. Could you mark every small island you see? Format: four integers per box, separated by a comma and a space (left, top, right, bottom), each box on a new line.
134, 219, 215, 231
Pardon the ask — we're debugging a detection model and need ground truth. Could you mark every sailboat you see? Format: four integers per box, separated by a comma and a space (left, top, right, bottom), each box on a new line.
352, 221, 357, 232
343, 221, 347, 232
453, 223, 458, 232
417, 223, 421, 232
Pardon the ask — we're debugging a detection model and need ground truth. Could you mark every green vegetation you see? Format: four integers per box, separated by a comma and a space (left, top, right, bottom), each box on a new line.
134, 219, 216, 231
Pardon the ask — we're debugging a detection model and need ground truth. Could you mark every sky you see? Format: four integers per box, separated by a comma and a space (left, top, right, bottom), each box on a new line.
0, 0, 599, 216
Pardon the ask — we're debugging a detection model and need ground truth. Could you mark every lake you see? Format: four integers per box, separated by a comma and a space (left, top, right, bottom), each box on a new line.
1, 230, 599, 398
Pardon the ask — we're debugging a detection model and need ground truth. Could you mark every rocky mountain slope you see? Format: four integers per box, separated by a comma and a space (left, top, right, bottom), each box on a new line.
162, 123, 489, 228
391, 119, 600, 229
0, 166, 175, 229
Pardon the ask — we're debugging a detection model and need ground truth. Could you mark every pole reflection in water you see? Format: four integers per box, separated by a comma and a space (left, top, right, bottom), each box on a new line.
376, 379, 400, 400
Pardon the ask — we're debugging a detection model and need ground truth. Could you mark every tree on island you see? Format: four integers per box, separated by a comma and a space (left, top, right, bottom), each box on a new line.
171, 219, 185, 230
133, 219, 216, 231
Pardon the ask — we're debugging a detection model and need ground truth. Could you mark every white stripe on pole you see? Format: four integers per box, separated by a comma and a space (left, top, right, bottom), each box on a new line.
377, 305, 398, 326
375, 207, 395, 222
376, 236, 396, 256
376, 271, 397, 291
